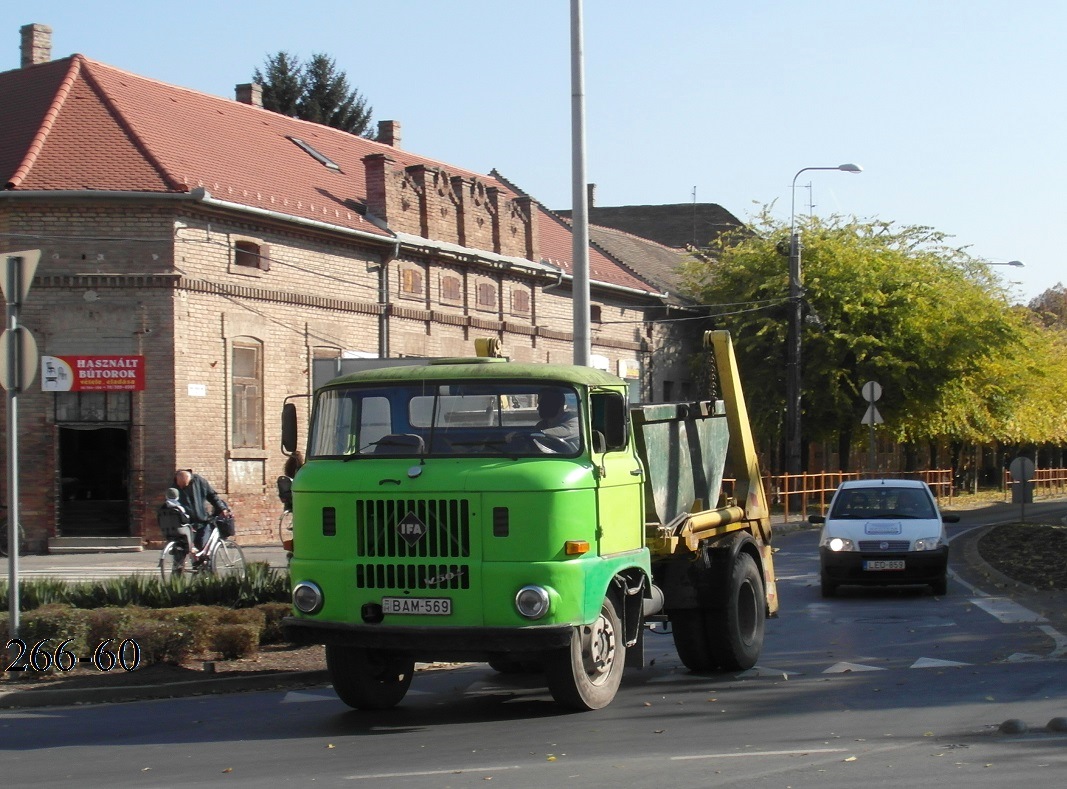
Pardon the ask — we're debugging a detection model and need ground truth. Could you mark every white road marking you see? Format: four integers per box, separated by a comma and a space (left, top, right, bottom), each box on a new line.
672, 747, 847, 761
1041, 625, 1067, 657
823, 661, 885, 673
910, 657, 970, 668
970, 596, 1047, 623
346, 766, 522, 780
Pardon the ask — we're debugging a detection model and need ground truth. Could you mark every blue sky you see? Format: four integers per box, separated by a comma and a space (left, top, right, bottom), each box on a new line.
4, 1, 1062, 302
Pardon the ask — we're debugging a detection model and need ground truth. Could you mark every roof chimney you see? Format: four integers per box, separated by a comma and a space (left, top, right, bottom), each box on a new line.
20, 23, 52, 68
587, 183, 597, 209
377, 120, 401, 148
235, 82, 263, 108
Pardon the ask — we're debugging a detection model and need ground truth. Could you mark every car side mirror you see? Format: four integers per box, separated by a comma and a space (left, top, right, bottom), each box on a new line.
941, 513, 960, 523
808, 514, 825, 525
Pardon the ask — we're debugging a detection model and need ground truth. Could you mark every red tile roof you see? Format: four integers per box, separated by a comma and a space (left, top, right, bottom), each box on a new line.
0, 54, 658, 295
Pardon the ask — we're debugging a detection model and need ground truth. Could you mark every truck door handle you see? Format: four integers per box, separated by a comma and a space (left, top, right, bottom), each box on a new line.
630, 468, 643, 476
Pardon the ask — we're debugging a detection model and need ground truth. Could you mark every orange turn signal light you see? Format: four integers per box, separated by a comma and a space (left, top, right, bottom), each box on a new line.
564, 540, 590, 556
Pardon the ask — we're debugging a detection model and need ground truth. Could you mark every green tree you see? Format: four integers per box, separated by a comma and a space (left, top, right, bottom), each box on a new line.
1028, 283, 1067, 329
679, 209, 1027, 470
253, 52, 303, 117
253, 52, 374, 137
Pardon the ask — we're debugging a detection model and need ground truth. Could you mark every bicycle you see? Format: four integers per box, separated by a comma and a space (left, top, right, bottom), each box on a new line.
158, 514, 247, 581
0, 504, 26, 557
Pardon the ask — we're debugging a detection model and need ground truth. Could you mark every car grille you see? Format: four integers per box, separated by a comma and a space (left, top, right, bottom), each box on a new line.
858, 540, 911, 552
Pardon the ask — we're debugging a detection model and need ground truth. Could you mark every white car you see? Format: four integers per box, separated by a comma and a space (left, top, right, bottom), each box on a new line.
809, 479, 959, 597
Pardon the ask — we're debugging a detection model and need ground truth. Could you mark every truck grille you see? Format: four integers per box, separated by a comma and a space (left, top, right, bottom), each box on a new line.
355, 563, 471, 590
355, 498, 471, 559
858, 540, 911, 552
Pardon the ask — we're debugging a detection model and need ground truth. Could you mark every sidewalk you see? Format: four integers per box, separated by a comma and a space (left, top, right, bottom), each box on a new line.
11, 543, 289, 582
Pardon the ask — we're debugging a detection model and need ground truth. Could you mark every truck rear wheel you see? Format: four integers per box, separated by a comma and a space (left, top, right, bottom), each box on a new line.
669, 552, 765, 672
325, 645, 414, 710
545, 595, 625, 710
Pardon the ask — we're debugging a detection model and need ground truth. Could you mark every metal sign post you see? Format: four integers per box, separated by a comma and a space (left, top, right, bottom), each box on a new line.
1, 250, 40, 640
861, 380, 883, 473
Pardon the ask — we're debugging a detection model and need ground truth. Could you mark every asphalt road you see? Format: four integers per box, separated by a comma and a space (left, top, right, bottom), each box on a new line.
2, 499, 1065, 786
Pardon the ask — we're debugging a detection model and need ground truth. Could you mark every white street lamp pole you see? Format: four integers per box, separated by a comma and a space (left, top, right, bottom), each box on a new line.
786, 163, 862, 475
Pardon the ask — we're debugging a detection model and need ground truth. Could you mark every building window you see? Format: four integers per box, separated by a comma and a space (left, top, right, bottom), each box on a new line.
401, 267, 424, 297
234, 240, 270, 271
510, 289, 530, 315
232, 341, 263, 448
590, 304, 603, 323
477, 282, 497, 310
54, 391, 131, 422
440, 274, 462, 304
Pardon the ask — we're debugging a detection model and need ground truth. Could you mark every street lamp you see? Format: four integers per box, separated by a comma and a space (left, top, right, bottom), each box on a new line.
785, 163, 862, 475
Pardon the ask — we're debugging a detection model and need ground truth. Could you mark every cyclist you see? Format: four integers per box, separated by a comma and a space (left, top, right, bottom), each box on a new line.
174, 469, 231, 561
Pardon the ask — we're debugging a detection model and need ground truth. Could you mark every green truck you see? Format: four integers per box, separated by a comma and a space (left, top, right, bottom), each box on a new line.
282, 330, 777, 711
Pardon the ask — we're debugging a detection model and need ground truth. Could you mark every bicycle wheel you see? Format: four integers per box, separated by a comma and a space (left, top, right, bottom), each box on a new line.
159, 541, 187, 582
210, 539, 247, 578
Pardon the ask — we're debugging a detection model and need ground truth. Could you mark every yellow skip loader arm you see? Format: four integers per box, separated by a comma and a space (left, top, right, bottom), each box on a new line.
643, 330, 777, 616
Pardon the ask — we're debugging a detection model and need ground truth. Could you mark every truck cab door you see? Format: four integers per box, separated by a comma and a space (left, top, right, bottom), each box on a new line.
590, 390, 644, 556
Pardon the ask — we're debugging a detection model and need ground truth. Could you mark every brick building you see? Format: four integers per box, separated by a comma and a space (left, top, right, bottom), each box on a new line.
0, 24, 670, 551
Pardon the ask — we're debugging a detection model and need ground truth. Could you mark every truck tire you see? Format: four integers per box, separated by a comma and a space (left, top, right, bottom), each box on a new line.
668, 552, 764, 672
668, 609, 716, 671
545, 595, 625, 710
326, 645, 414, 710
706, 552, 764, 671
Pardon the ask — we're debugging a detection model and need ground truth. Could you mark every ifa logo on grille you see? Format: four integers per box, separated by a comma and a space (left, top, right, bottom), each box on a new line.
396, 512, 427, 545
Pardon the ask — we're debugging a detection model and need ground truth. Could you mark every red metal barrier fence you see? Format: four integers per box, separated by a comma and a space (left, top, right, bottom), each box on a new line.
724, 469, 957, 523
1003, 467, 1067, 501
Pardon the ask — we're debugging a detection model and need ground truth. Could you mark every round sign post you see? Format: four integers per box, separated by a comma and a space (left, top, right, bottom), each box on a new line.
861, 381, 883, 473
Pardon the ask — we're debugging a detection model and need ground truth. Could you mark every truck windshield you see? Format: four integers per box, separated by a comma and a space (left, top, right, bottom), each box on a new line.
307, 381, 581, 459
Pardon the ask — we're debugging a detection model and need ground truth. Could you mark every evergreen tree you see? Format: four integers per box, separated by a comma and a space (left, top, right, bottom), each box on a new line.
253, 52, 303, 117
253, 51, 374, 137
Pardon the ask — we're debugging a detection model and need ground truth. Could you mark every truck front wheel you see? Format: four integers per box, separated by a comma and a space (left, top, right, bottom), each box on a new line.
326, 645, 414, 710
545, 595, 625, 710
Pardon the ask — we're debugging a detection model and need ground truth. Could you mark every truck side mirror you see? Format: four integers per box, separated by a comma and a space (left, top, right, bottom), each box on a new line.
281, 401, 298, 454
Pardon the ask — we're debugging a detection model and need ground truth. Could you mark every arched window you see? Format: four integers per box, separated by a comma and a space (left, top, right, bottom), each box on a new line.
477, 282, 497, 310
232, 340, 263, 448
234, 240, 270, 270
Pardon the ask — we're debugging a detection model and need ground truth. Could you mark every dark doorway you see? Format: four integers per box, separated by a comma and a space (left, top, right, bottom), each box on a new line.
59, 426, 129, 535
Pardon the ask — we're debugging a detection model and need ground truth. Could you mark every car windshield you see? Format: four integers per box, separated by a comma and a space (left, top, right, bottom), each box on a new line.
307, 381, 581, 459
828, 486, 937, 519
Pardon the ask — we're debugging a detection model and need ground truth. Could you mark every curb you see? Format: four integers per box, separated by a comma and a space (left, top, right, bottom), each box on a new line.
0, 670, 329, 709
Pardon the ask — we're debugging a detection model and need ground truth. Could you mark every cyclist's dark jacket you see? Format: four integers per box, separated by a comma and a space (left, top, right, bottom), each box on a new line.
177, 473, 227, 524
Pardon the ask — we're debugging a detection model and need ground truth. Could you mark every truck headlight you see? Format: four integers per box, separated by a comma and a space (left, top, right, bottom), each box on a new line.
515, 585, 550, 619
822, 536, 855, 552
913, 537, 943, 551
293, 581, 324, 614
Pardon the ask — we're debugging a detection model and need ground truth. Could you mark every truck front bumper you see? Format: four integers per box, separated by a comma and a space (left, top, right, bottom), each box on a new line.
283, 617, 573, 662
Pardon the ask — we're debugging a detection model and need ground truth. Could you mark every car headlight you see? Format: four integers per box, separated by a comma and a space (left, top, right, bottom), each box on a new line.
515, 585, 551, 619
913, 537, 943, 551
292, 581, 324, 614
821, 536, 856, 552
